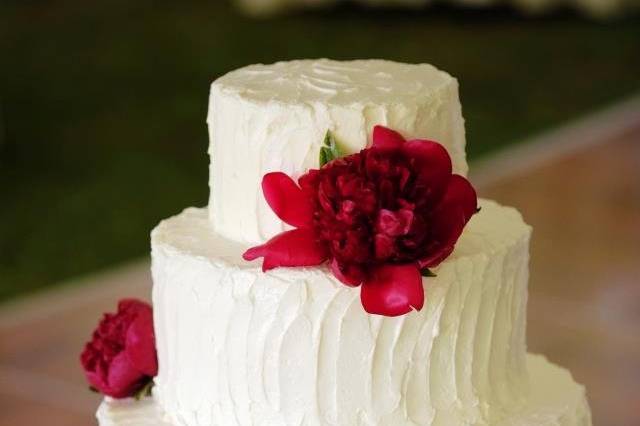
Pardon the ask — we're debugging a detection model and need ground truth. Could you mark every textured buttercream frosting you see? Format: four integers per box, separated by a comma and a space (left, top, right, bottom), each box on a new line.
97, 397, 173, 426
144, 200, 571, 425
207, 59, 467, 244
98, 354, 590, 426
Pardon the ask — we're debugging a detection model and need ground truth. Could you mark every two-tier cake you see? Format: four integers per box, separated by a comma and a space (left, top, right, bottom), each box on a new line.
92, 59, 591, 425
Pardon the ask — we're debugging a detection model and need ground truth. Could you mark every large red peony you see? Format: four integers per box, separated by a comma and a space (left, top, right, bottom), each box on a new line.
80, 299, 157, 398
243, 126, 478, 317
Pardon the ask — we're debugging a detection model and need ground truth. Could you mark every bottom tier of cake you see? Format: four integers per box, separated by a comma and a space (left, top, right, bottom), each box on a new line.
96, 354, 591, 426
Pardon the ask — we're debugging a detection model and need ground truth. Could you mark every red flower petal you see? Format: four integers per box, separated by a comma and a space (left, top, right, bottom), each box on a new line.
125, 306, 158, 377
84, 359, 109, 394
372, 125, 405, 150
374, 233, 395, 260
419, 206, 466, 268
376, 208, 414, 237
107, 351, 146, 398
418, 175, 477, 268
402, 139, 452, 192
297, 169, 319, 194
439, 174, 478, 222
360, 264, 424, 317
418, 242, 457, 269
262, 172, 314, 228
330, 258, 363, 287
243, 228, 327, 272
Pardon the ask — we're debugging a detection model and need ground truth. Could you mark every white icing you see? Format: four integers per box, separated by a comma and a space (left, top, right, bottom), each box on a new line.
97, 396, 173, 426
98, 355, 591, 426
142, 200, 586, 426
207, 59, 467, 244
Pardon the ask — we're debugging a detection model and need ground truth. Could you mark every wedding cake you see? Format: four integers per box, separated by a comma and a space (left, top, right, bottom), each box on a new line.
91, 59, 591, 425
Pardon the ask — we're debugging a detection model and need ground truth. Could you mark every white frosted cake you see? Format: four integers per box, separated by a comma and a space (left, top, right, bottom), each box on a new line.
97, 59, 591, 425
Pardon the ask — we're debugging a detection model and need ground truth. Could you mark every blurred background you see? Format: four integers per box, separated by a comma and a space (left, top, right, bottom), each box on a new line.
0, 0, 639, 425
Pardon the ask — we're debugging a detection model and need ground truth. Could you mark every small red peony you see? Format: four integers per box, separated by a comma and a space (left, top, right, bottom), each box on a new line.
80, 299, 157, 398
243, 125, 478, 317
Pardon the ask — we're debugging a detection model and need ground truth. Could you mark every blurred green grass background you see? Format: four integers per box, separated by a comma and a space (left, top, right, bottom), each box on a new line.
0, 0, 639, 301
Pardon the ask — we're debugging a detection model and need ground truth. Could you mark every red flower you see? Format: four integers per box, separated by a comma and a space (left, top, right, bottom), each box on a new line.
244, 126, 477, 317
80, 299, 157, 398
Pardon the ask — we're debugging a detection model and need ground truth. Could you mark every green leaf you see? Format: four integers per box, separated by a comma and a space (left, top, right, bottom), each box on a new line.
134, 380, 154, 401
319, 130, 343, 167
421, 268, 437, 277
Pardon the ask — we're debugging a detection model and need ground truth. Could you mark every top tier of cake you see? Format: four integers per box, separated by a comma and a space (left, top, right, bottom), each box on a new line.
207, 59, 467, 244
